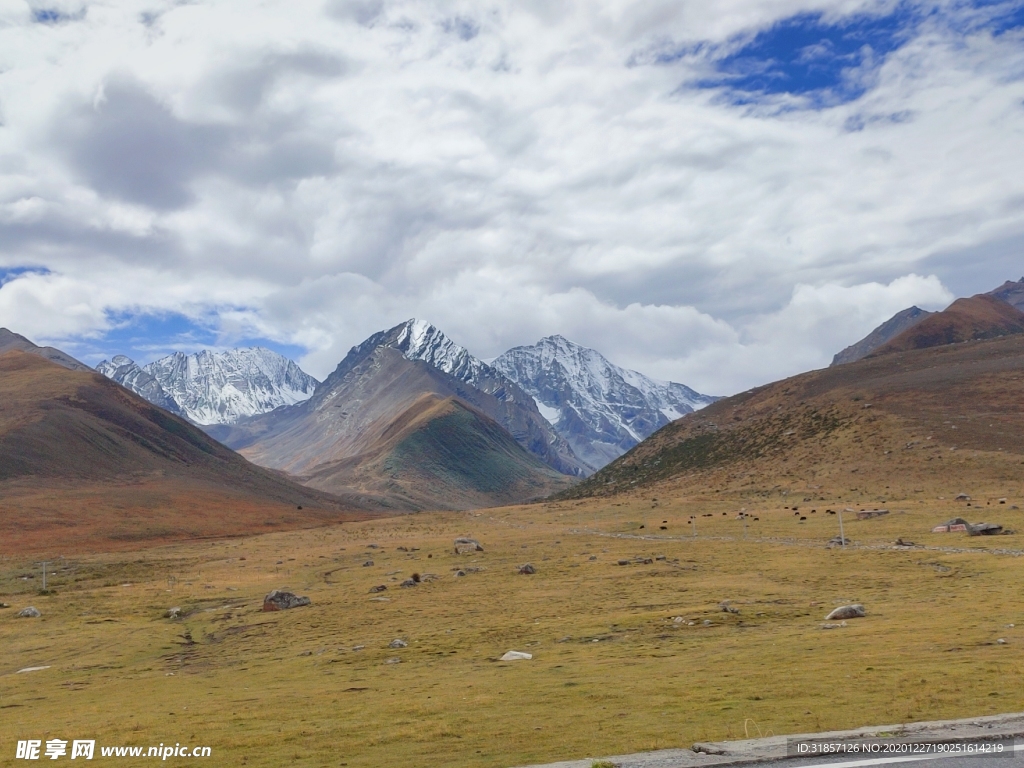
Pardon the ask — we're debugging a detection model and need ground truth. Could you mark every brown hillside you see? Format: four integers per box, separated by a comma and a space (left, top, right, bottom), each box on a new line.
869, 294, 1024, 356
301, 393, 572, 510
0, 351, 385, 553
563, 332, 1024, 504
231, 347, 577, 510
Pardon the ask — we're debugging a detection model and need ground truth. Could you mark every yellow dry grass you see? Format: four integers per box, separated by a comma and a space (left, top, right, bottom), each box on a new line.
2, 493, 1023, 768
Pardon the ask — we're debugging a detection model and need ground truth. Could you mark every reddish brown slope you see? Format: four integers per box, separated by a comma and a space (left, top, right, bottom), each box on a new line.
0, 351, 385, 553
870, 294, 1024, 356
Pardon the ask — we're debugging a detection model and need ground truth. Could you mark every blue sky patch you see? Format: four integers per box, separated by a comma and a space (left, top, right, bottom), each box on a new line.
0, 266, 50, 286
690, 6, 920, 106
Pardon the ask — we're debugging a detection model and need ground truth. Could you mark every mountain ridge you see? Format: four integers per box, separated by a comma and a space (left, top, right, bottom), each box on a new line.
493, 334, 716, 469
97, 347, 319, 426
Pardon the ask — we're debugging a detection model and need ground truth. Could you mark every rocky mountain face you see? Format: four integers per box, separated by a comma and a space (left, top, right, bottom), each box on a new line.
97, 348, 319, 425
95, 355, 186, 418
492, 335, 716, 469
348, 320, 590, 476
831, 306, 934, 366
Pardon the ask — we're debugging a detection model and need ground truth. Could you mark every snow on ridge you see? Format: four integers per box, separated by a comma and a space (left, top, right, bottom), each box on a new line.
99, 347, 319, 426
492, 335, 717, 469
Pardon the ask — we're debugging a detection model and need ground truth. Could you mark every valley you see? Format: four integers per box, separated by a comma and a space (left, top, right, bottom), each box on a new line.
2, 493, 1022, 768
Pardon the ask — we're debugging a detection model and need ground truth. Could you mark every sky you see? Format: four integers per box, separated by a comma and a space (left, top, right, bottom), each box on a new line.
1, 0, 1023, 395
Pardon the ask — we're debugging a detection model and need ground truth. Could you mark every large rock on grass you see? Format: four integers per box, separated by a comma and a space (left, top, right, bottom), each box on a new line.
825, 604, 865, 621
454, 537, 484, 554
262, 590, 311, 611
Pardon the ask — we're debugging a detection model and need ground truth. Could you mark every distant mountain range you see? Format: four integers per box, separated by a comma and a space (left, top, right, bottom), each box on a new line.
96, 321, 714, 480
97, 348, 318, 425
493, 335, 717, 469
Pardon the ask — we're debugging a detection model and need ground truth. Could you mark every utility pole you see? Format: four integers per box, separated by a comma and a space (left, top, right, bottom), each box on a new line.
38, 561, 49, 591
838, 510, 846, 549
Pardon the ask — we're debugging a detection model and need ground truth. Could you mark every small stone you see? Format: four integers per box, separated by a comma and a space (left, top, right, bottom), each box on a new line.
385, 657, 401, 664
556, 636, 572, 643
399, 579, 417, 588
997, 638, 1007, 645
500, 651, 533, 661
588, 556, 597, 561
617, 560, 630, 566
389, 638, 408, 649
17, 607, 41, 618
516, 563, 536, 575
165, 607, 182, 619
369, 585, 387, 593
825, 604, 865, 621
702, 619, 712, 626
352, 645, 365, 651
454, 570, 466, 577
362, 560, 374, 567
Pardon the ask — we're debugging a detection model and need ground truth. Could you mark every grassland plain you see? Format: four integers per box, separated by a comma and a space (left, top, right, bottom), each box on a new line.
2, 491, 1023, 768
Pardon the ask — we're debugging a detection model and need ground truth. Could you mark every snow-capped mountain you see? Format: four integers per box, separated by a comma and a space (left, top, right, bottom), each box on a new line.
493, 335, 717, 469
95, 355, 186, 418
97, 348, 319, 425
342, 319, 591, 475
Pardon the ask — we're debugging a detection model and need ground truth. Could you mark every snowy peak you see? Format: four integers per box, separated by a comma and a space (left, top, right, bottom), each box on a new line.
98, 347, 319, 425
493, 336, 716, 469
326, 320, 592, 476
95, 355, 186, 418
352, 319, 493, 389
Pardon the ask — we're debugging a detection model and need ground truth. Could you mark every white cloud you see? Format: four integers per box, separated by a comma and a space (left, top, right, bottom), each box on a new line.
0, 1, 1021, 393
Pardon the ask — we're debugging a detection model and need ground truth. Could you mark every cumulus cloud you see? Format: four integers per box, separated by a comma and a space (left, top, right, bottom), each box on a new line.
0, 0, 1021, 393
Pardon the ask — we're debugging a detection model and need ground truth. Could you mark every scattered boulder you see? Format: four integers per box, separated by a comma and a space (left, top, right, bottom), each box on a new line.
616, 559, 630, 566
719, 601, 740, 614
399, 579, 418, 588
454, 537, 484, 554
385, 657, 401, 664
0, 602, 9, 609
17, 606, 41, 618
826, 535, 850, 548
262, 590, 311, 611
516, 563, 536, 575
165, 607, 182, 619
453, 570, 466, 577
369, 585, 387, 593
362, 560, 374, 567
821, 622, 848, 629
955, 493, 971, 501
825, 604, 865, 621
934, 517, 970, 533
500, 650, 533, 661
389, 638, 408, 649
969, 523, 1004, 536
893, 538, 916, 547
